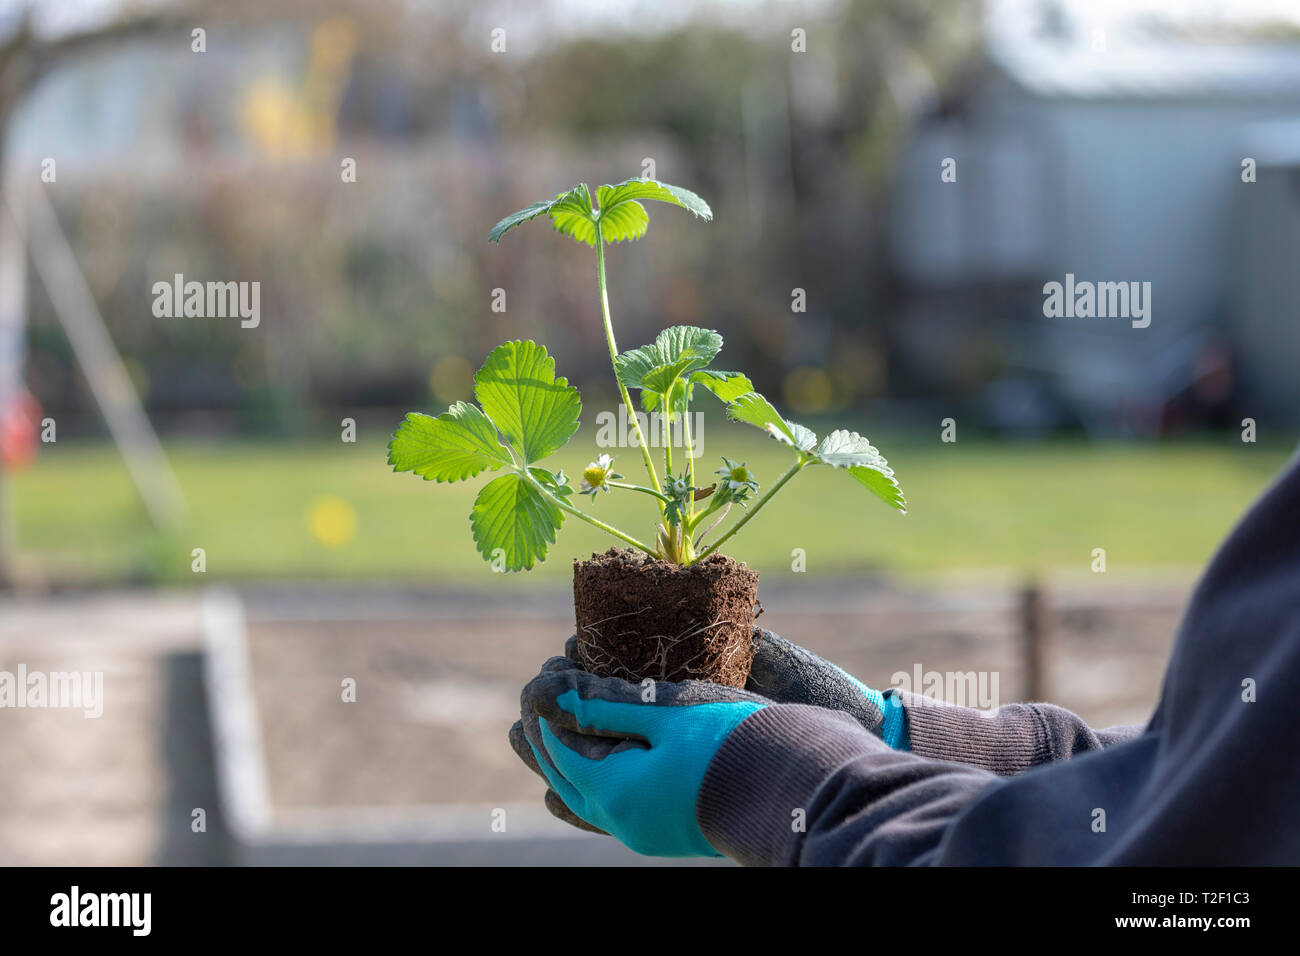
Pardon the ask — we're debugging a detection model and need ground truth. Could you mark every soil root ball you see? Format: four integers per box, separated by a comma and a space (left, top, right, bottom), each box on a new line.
573, 547, 760, 688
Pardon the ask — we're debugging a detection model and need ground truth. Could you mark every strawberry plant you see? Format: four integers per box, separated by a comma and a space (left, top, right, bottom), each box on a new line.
387, 178, 905, 574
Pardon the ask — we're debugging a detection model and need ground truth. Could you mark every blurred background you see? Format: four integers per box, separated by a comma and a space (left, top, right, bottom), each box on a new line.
0, 0, 1297, 865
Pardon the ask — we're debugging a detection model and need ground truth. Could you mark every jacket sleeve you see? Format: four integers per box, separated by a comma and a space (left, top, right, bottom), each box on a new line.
697, 703, 1000, 866
893, 690, 1144, 775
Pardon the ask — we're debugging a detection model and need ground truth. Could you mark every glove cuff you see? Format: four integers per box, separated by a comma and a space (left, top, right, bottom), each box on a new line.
853, 681, 910, 750
880, 689, 910, 750
697, 704, 890, 866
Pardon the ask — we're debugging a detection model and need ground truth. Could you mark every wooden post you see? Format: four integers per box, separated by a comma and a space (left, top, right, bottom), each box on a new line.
1020, 578, 1048, 701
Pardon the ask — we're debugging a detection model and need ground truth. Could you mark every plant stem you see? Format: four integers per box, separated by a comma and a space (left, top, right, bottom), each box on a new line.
692, 459, 808, 563
685, 487, 726, 533
683, 409, 696, 520
594, 232, 663, 499
529, 474, 658, 557
664, 409, 673, 477
607, 480, 671, 503
692, 502, 731, 550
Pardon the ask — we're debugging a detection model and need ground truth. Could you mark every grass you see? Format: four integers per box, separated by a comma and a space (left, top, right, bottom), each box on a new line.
6, 416, 1291, 587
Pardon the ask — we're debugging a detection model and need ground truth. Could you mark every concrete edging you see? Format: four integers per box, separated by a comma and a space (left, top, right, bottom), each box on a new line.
199, 588, 720, 866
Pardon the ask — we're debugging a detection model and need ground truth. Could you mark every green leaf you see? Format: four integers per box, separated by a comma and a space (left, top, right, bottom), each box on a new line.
470, 473, 564, 571
810, 430, 907, 513
638, 376, 690, 418
597, 199, 649, 243
489, 184, 597, 246
487, 199, 558, 244
596, 179, 713, 225
473, 341, 581, 465
614, 346, 660, 392
642, 369, 753, 418
811, 429, 887, 469
726, 392, 816, 451
783, 421, 819, 452
691, 370, 754, 403
615, 325, 723, 396
387, 404, 512, 482
489, 179, 711, 247
726, 399, 907, 510
528, 466, 574, 497
652, 325, 723, 373
846, 464, 907, 513
595, 177, 712, 242
547, 185, 598, 246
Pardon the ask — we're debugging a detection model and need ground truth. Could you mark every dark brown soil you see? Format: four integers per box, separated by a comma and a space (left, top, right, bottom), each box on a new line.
572, 548, 761, 687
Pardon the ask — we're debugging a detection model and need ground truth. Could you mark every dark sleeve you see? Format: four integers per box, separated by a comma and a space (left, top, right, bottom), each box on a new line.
697, 704, 1000, 866
700, 449, 1300, 867
895, 690, 1145, 775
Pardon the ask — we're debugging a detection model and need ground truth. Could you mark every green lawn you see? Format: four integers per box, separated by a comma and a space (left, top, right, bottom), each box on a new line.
7, 419, 1290, 587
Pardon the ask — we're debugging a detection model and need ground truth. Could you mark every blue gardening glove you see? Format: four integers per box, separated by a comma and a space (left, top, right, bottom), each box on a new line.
509, 655, 770, 857
745, 628, 909, 749
556, 630, 906, 745
510, 630, 910, 840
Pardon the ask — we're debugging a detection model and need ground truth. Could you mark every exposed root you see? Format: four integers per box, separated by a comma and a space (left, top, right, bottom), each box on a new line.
576, 615, 745, 683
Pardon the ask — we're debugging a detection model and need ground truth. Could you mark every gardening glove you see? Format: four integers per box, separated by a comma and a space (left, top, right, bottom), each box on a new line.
744, 627, 910, 749
508, 715, 607, 835
508, 650, 615, 835
508, 654, 770, 857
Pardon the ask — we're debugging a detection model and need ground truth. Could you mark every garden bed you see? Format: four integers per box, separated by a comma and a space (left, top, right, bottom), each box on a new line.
203, 573, 1189, 865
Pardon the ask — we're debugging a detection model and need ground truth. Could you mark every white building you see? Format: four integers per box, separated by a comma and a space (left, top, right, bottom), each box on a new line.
890, 0, 1300, 431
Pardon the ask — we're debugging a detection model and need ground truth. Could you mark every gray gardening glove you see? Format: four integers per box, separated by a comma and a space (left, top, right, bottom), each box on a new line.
512, 628, 894, 836
743, 627, 888, 735
508, 654, 773, 855
559, 631, 883, 734
509, 680, 607, 835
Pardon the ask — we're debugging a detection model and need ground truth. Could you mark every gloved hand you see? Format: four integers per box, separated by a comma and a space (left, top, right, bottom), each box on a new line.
508, 655, 770, 857
510, 628, 909, 841
744, 628, 909, 748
